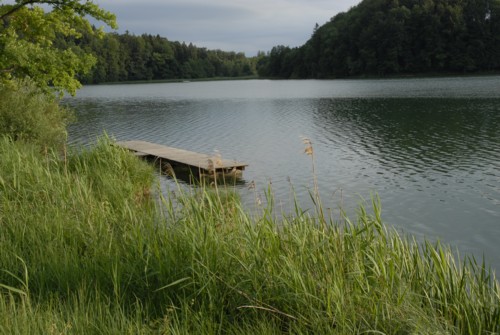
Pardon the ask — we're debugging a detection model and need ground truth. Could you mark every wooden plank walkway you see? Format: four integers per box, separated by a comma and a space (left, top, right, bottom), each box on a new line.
116, 140, 248, 176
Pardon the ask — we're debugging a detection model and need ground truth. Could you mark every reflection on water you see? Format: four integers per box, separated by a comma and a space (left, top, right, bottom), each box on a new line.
65, 77, 500, 270
311, 98, 500, 259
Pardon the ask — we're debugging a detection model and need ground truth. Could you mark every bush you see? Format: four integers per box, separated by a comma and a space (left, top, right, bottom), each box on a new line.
0, 78, 72, 151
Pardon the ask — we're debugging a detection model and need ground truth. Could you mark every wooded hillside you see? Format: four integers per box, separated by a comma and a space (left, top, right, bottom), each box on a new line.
257, 0, 500, 78
57, 32, 256, 84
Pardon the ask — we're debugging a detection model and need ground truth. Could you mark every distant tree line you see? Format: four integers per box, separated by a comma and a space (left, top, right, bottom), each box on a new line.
257, 0, 500, 78
56, 31, 256, 84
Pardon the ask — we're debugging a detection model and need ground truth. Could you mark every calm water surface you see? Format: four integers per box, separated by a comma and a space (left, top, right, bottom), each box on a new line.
65, 77, 500, 270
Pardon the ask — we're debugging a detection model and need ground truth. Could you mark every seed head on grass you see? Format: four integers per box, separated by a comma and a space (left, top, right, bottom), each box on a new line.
207, 159, 214, 173
164, 162, 175, 177
301, 136, 324, 224
213, 150, 223, 167
301, 136, 314, 156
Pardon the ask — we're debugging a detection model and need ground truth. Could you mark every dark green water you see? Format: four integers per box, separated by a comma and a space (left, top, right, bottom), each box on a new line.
66, 76, 500, 270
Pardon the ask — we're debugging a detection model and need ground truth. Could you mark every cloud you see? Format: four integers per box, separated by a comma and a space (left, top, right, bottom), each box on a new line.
93, 0, 359, 55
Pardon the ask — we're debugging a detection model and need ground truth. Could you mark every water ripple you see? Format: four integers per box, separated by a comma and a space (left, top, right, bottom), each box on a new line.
65, 79, 500, 271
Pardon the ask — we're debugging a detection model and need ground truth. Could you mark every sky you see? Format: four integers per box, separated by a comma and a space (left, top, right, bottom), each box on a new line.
92, 0, 361, 56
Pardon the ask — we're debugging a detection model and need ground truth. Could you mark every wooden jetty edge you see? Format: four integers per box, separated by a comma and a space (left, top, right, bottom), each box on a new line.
116, 140, 248, 177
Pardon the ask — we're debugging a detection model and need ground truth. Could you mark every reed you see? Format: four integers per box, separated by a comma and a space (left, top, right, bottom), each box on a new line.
0, 136, 499, 334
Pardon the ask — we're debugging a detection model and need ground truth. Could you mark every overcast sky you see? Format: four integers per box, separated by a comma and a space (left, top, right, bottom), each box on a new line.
92, 0, 361, 56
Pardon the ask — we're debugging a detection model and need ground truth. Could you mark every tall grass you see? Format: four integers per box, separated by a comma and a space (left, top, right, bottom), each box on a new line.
0, 136, 499, 334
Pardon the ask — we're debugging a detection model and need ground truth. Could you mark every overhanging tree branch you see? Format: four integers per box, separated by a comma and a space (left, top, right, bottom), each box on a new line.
1, 1, 42, 21
0, 0, 115, 95
0, 0, 95, 21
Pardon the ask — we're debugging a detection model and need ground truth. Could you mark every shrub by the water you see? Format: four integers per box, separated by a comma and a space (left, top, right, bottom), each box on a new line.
0, 79, 72, 152
0, 136, 499, 334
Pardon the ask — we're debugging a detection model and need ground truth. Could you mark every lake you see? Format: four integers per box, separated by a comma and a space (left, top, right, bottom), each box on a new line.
65, 76, 500, 270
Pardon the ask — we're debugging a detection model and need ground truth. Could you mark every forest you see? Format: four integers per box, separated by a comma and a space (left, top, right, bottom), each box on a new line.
58, 31, 257, 84
257, 0, 500, 78
25, 0, 500, 85
55, 0, 500, 83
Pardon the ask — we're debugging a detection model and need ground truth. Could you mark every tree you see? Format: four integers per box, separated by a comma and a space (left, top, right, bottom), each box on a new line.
72, 32, 257, 83
259, 0, 500, 79
0, 1, 116, 151
0, 0, 116, 95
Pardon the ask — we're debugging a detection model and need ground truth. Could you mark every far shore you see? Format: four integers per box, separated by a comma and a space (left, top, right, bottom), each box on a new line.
84, 71, 500, 86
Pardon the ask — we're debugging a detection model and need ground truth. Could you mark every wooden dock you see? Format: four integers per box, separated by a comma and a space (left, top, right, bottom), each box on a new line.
116, 140, 248, 177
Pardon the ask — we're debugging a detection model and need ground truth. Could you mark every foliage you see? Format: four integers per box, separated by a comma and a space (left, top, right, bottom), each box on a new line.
62, 31, 257, 83
0, 78, 72, 151
0, 136, 499, 333
0, 0, 116, 95
258, 0, 500, 78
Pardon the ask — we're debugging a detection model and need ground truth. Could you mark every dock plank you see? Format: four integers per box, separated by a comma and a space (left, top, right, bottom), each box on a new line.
116, 140, 247, 173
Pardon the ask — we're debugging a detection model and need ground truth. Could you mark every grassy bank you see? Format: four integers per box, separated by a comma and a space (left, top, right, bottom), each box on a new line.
0, 136, 499, 334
